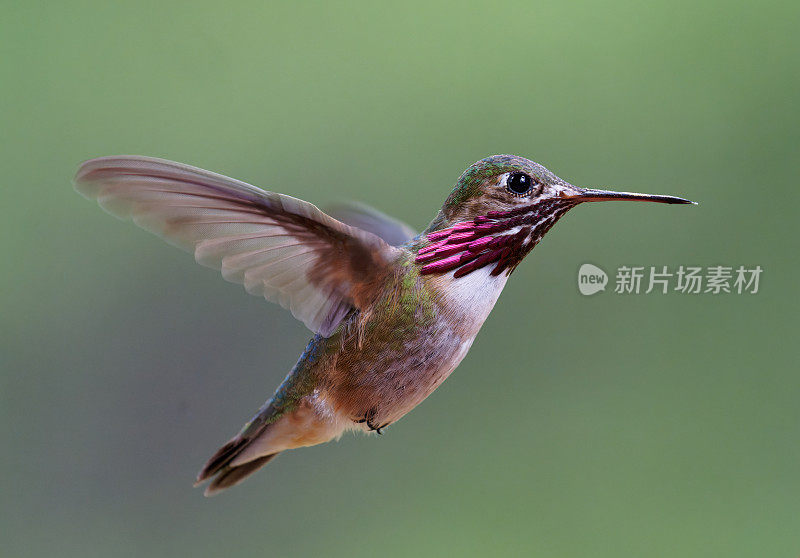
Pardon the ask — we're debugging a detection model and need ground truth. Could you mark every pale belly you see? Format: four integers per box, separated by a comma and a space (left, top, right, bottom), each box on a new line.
320, 265, 508, 431
339, 323, 477, 429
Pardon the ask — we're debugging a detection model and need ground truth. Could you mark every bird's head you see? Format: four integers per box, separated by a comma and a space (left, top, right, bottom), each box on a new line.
416, 154, 693, 278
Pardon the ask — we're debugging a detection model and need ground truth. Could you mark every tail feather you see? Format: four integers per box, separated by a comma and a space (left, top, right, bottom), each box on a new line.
194, 433, 282, 497
203, 452, 280, 497
194, 394, 339, 495
195, 402, 285, 495
195, 437, 250, 484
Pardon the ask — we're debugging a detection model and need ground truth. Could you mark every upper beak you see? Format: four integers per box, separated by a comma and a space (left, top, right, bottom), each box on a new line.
566, 187, 696, 205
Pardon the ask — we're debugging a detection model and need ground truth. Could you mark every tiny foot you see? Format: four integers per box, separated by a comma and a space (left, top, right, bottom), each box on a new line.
354, 408, 388, 434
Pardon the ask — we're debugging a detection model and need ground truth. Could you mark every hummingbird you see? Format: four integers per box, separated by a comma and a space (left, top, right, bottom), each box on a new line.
74, 154, 693, 495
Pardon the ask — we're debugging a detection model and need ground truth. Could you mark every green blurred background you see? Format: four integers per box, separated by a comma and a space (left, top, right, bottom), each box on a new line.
1, 1, 798, 556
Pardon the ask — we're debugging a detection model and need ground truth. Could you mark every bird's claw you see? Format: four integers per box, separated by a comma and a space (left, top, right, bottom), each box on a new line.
354, 409, 387, 434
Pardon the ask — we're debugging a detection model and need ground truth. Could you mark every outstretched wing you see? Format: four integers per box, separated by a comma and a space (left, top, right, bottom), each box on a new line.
325, 201, 417, 246
75, 156, 400, 336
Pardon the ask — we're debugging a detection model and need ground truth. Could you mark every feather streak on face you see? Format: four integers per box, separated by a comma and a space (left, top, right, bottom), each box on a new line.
416, 198, 578, 278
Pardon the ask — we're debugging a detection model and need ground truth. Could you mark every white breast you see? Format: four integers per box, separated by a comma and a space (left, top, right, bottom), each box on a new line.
433, 266, 509, 337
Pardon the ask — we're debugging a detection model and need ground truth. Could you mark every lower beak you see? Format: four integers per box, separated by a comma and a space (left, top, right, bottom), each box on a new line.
569, 188, 696, 205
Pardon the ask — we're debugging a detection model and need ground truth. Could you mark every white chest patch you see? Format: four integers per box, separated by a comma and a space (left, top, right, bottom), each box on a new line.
435, 266, 508, 337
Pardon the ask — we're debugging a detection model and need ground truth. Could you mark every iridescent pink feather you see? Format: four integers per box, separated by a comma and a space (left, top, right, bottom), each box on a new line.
415, 199, 576, 278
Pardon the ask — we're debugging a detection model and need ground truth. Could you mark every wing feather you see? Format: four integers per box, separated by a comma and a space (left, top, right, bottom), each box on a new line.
325, 201, 417, 246
75, 155, 400, 335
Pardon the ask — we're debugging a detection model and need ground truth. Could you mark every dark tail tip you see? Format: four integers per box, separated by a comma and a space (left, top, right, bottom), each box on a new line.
195, 437, 249, 485
203, 453, 280, 497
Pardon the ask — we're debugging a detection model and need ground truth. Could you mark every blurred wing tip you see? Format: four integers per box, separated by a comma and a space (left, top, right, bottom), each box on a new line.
325, 200, 417, 246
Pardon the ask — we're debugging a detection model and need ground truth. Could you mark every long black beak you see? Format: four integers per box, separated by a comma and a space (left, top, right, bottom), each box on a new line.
572, 188, 696, 205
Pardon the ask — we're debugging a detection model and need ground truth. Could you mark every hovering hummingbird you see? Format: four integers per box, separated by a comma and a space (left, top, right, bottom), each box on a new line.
74, 154, 693, 495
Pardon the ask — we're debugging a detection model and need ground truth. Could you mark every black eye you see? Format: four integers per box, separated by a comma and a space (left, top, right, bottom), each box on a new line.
506, 172, 534, 195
